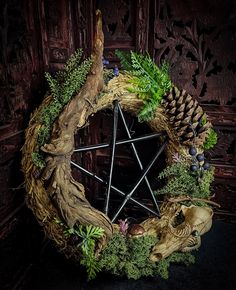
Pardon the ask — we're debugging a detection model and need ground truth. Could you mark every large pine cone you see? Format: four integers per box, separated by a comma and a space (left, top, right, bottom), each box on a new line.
162, 86, 211, 146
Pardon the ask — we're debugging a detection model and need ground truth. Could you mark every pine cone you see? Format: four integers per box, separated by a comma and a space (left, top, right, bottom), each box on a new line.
162, 86, 211, 146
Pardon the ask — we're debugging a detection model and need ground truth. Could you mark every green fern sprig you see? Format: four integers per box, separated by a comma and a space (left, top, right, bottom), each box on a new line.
115, 49, 132, 71
116, 50, 172, 121
74, 225, 104, 254
54, 219, 104, 281
74, 225, 104, 280
45, 72, 60, 98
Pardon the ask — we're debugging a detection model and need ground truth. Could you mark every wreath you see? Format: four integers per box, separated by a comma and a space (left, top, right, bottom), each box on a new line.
22, 10, 219, 280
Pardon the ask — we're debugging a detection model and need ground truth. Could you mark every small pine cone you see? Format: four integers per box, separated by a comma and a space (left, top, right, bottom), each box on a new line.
162, 86, 211, 146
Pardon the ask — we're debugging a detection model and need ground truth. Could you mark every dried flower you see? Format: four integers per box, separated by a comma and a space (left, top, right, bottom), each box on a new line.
172, 152, 182, 163
118, 219, 129, 235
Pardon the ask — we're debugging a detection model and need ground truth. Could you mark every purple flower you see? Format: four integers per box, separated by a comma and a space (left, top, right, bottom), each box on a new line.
102, 56, 109, 66
118, 219, 129, 235
172, 152, 182, 163
113, 66, 119, 76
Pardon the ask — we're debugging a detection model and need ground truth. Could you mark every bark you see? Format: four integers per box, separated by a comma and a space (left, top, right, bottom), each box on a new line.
40, 10, 113, 238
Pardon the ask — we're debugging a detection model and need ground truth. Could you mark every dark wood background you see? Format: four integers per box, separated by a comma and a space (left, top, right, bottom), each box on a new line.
0, 0, 235, 288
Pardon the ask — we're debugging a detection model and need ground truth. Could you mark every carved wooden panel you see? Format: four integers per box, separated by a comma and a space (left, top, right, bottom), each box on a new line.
72, 0, 94, 56
152, 0, 236, 105
96, 0, 150, 65
38, 0, 74, 70
0, 0, 44, 239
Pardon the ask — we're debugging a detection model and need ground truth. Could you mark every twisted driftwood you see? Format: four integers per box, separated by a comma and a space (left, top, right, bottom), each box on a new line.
39, 11, 113, 238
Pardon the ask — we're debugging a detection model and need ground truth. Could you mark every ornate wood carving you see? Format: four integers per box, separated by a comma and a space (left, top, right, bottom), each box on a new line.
38, 0, 74, 70
152, 0, 236, 106
0, 0, 43, 239
72, 0, 94, 56
136, 0, 150, 53
96, 0, 149, 64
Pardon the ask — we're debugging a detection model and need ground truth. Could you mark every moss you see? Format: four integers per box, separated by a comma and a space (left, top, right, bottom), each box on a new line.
98, 233, 195, 280
155, 252, 195, 279
203, 128, 218, 150
31, 152, 46, 169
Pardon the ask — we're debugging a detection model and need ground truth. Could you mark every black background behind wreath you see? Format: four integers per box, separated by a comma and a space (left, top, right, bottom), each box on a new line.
0, 0, 236, 289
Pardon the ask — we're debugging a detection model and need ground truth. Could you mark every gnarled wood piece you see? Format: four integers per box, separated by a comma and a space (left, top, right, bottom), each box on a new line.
40, 10, 113, 237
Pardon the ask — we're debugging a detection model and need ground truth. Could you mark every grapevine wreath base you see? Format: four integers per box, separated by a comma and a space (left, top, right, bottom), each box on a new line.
22, 10, 219, 280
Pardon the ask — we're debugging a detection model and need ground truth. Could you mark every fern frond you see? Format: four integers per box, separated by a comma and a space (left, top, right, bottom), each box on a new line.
44, 72, 60, 98
65, 48, 83, 73
116, 50, 172, 121
115, 49, 132, 70
60, 58, 92, 104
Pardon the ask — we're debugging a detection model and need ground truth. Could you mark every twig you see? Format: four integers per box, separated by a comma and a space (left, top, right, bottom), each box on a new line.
168, 196, 221, 207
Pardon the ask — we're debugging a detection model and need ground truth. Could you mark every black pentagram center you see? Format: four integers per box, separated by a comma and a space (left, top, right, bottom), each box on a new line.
71, 101, 168, 222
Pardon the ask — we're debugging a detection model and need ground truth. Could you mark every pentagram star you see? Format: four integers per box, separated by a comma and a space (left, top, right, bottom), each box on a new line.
71, 100, 168, 222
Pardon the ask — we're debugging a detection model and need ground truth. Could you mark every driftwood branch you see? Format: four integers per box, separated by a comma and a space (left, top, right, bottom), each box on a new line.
39, 10, 113, 238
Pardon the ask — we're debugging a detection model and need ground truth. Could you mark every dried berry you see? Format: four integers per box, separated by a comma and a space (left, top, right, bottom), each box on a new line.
196, 153, 204, 162
203, 162, 210, 170
189, 146, 197, 156
190, 164, 198, 172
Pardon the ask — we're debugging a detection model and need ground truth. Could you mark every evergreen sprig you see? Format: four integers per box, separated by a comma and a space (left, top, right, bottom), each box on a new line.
155, 162, 214, 199
116, 50, 172, 122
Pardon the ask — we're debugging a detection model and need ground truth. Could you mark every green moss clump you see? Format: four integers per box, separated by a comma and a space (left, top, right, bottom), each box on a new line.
98, 233, 195, 280
155, 162, 214, 199
31, 152, 46, 169
156, 252, 195, 279
200, 116, 218, 150
116, 50, 172, 122
203, 128, 218, 150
